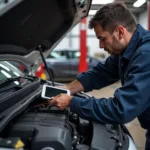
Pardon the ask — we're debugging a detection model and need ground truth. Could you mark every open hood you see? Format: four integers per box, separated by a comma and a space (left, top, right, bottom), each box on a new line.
0, 0, 92, 67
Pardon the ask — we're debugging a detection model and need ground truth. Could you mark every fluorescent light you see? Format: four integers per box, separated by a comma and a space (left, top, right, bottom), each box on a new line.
89, 10, 97, 15
92, 0, 113, 5
133, 0, 146, 7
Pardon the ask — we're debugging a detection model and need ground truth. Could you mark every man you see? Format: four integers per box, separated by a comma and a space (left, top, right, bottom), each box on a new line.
50, 2, 150, 149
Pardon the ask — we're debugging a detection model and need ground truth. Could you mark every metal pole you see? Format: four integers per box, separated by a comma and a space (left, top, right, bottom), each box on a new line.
79, 18, 88, 73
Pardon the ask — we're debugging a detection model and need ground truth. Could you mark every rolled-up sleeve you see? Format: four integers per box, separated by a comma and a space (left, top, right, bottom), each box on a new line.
70, 51, 150, 124
77, 55, 120, 92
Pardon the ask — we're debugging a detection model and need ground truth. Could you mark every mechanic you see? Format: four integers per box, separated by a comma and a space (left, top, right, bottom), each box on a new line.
50, 2, 150, 149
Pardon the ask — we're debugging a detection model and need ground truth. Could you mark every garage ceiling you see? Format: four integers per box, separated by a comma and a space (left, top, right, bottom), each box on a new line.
90, 0, 147, 16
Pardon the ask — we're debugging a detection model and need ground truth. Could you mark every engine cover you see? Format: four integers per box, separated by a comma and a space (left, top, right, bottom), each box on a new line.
8, 112, 72, 150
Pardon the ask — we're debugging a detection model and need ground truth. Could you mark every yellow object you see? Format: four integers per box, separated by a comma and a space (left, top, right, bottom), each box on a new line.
15, 139, 24, 149
41, 73, 47, 80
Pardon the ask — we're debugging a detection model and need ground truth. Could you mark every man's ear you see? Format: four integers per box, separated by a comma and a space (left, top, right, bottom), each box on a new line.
115, 26, 124, 40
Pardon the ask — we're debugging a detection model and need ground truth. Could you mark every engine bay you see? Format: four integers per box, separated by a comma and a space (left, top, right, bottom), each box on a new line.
8, 112, 72, 150
0, 74, 135, 150
0, 92, 131, 150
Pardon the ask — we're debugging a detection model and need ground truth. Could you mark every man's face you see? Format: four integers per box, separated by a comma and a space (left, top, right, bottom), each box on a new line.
94, 24, 126, 55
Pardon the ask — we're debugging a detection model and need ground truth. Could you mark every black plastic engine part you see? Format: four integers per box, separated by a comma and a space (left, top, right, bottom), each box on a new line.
75, 144, 89, 150
91, 123, 117, 150
7, 112, 72, 150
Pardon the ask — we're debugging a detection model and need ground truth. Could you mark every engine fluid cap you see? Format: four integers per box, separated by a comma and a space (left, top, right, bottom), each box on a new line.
42, 147, 55, 150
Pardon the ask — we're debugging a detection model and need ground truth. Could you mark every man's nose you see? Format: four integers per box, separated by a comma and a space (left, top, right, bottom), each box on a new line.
99, 41, 105, 48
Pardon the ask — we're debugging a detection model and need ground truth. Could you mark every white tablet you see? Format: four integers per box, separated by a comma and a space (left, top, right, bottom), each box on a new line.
41, 84, 70, 99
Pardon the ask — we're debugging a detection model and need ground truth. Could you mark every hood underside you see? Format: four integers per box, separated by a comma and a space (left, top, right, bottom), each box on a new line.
0, 0, 92, 55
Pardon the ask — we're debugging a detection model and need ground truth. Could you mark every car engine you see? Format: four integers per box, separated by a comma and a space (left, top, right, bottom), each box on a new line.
0, 79, 135, 150
0, 97, 132, 150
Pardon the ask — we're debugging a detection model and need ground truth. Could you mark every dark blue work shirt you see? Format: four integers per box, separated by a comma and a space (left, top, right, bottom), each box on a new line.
70, 24, 150, 129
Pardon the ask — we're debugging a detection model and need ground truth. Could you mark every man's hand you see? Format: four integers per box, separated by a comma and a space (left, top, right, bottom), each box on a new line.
50, 94, 73, 110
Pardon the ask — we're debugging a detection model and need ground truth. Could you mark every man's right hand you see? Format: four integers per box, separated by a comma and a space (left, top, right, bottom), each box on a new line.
50, 94, 73, 110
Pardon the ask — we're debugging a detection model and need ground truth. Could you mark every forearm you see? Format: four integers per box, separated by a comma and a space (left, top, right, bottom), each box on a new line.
65, 79, 84, 95
76, 56, 120, 92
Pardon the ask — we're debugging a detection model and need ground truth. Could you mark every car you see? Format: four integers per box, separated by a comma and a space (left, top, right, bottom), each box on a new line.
0, 0, 136, 150
46, 49, 104, 81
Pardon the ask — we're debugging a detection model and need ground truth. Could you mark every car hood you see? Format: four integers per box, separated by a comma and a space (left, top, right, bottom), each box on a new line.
0, 0, 92, 70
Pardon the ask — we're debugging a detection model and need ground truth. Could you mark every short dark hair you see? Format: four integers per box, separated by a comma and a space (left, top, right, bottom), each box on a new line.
89, 2, 137, 33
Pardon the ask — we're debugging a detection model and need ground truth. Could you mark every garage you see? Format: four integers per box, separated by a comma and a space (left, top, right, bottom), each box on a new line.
0, 0, 149, 150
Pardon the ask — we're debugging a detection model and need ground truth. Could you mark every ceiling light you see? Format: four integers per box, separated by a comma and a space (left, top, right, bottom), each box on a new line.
89, 10, 97, 15
133, 0, 146, 7
92, 0, 113, 5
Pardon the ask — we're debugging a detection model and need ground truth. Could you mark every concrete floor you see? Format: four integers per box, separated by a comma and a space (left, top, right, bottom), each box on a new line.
87, 81, 146, 150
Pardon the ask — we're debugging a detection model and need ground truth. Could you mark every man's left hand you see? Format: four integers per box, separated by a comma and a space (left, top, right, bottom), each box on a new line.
50, 94, 72, 110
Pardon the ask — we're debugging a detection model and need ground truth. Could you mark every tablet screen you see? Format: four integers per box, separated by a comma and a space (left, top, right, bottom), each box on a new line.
45, 86, 67, 98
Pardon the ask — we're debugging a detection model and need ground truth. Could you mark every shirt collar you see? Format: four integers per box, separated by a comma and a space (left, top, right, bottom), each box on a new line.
122, 24, 147, 60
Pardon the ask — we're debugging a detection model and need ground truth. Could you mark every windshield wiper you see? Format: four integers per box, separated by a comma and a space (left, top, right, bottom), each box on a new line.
0, 84, 22, 93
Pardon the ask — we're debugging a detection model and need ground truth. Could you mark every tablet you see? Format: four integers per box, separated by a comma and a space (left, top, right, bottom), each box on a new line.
41, 84, 70, 99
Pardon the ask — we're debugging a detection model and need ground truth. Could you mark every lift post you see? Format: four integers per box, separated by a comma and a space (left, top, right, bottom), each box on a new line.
79, 18, 88, 73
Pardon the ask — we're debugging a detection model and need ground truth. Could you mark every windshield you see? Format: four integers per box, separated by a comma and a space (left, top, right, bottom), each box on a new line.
50, 51, 66, 59
0, 61, 24, 82
51, 51, 62, 58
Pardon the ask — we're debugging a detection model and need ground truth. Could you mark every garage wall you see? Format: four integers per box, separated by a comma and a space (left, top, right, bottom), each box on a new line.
55, 16, 106, 56
56, 10, 148, 56
138, 10, 148, 30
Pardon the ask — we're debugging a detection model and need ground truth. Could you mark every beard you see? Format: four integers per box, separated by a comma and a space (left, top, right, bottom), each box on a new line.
104, 36, 125, 55
104, 48, 115, 55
